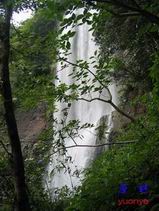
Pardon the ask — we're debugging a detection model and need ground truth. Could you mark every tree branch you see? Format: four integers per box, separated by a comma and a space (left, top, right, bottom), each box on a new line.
87, 0, 159, 25
0, 3, 31, 210
78, 97, 110, 103
59, 57, 135, 122
116, 12, 140, 17
59, 57, 112, 101
109, 101, 135, 122
52, 140, 137, 154
67, 132, 78, 145
0, 140, 12, 157
85, 0, 141, 17
78, 97, 135, 122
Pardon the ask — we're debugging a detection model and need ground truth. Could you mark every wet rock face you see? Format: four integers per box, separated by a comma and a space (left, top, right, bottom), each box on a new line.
15, 103, 47, 151
112, 110, 130, 131
94, 115, 109, 158
93, 108, 132, 158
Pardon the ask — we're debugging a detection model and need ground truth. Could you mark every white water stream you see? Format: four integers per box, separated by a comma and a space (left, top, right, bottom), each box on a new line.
46, 9, 118, 197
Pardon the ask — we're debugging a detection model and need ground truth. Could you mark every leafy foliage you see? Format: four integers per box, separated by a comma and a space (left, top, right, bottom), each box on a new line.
67, 102, 159, 210
11, 9, 57, 109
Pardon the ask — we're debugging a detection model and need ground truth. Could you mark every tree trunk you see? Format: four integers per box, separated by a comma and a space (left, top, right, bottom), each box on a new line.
0, 3, 31, 211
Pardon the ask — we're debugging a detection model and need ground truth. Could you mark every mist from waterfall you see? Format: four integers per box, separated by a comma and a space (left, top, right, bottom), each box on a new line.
46, 9, 118, 197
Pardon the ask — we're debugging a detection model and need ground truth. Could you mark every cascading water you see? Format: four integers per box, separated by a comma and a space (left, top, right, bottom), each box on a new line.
46, 9, 118, 196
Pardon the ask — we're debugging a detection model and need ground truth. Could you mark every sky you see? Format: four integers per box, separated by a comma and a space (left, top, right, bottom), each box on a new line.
12, 10, 33, 26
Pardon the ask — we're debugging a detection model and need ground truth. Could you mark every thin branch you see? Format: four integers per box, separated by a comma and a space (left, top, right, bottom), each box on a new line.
44, 180, 52, 201
12, 24, 25, 39
59, 57, 112, 101
59, 57, 135, 121
116, 12, 140, 17
52, 141, 137, 154
0, 140, 12, 157
78, 97, 110, 104
78, 96, 135, 122
67, 132, 78, 145
109, 101, 135, 122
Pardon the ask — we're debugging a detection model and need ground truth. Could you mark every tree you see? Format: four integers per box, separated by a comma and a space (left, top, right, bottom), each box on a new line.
0, 1, 31, 210
0, 0, 74, 209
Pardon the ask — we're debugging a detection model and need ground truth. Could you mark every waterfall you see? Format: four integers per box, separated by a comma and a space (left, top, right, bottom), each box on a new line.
45, 9, 118, 197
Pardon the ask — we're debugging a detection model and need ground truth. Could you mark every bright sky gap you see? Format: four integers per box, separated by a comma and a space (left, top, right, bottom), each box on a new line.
12, 10, 32, 26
